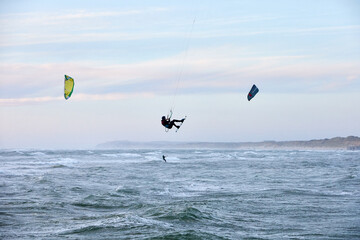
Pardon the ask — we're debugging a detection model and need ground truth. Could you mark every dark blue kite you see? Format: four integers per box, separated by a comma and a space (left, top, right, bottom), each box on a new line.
247, 84, 259, 101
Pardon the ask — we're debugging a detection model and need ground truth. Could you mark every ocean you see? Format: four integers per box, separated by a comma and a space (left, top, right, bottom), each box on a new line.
1, 149, 359, 239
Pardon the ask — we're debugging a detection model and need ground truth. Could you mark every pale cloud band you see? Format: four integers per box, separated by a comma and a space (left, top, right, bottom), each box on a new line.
0, 92, 155, 106
1, 8, 359, 47
1, 48, 359, 106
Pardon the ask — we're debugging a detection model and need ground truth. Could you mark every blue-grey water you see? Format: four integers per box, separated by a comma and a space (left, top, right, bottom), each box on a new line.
1, 149, 359, 239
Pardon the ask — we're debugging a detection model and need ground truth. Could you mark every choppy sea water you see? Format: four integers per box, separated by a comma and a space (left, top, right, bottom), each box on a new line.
1, 149, 359, 239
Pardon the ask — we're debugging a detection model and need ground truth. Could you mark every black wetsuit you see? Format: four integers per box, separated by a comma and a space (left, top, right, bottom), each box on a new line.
161, 118, 183, 129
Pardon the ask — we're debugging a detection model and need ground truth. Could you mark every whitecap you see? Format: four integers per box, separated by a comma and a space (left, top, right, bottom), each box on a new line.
30, 151, 47, 156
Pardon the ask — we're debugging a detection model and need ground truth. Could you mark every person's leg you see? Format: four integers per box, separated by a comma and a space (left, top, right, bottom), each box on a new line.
173, 119, 184, 123
171, 120, 180, 129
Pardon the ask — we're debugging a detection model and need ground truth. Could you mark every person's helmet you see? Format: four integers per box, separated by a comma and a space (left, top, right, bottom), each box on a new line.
162, 116, 166, 120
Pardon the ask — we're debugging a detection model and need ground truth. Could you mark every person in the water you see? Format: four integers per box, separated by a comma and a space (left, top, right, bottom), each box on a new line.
161, 116, 184, 130
162, 155, 166, 162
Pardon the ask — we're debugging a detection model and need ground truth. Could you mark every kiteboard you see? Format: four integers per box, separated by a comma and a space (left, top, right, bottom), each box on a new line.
175, 116, 187, 132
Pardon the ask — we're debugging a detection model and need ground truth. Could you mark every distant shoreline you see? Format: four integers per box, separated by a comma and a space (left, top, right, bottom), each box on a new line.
97, 136, 360, 150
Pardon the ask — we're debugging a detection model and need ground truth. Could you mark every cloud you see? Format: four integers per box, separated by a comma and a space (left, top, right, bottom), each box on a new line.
190, 24, 360, 40
0, 8, 171, 47
2, 24, 359, 47
0, 31, 185, 47
199, 15, 283, 26
2, 6, 359, 48
0, 96, 62, 106
0, 92, 155, 106
0, 7, 168, 26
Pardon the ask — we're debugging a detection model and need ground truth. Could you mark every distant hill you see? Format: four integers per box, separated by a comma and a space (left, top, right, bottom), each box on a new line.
96, 136, 360, 150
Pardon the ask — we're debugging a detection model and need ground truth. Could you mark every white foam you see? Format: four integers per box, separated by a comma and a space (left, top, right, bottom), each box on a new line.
30, 151, 47, 156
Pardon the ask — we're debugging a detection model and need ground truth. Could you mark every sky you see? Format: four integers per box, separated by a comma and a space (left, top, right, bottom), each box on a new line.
0, 0, 359, 149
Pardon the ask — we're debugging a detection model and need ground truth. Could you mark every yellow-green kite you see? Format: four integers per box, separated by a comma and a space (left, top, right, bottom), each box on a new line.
64, 75, 74, 100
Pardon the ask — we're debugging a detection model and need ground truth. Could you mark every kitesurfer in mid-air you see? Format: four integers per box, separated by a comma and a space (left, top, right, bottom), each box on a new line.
161, 116, 184, 130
